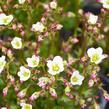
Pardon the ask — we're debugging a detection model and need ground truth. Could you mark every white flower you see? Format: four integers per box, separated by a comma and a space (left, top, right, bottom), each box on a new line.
0, 13, 13, 25
11, 37, 22, 49
21, 103, 32, 109
18, 66, 31, 81
100, 0, 109, 9
32, 22, 45, 32
26, 55, 40, 68
88, 13, 98, 25
0, 56, 6, 74
50, 1, 57, 9
70, 71, 84, 86
47, 56, 64, 75
18, 0, 26, 4
87, 47, 105, 64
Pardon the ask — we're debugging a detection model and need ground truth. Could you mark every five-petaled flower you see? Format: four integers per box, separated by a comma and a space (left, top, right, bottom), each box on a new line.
88, 13, 98, 25
87, 47, 105, 64
11, 37, 22, 49
32, 22, 45, 32
0, 56, 6, 74
47, 56, 64, 75
26, 55, 40, 68
20, 103, 32, 109
0, 13, 13, 25
70, 71, 84, 86
18, 66, 31, 81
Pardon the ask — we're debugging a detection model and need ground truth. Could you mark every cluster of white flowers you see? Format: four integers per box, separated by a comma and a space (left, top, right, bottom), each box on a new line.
26, 55, 40, 68
1, 0, 109, 108
0, 13, 13, 25
20, 103, 32, 109
11, 37, 22, 49
18, 66, 31, 81
88, 13, 98, 25
17, 55, 40, 81
87, 47, 105, 64
32, 22, 45, 32
18, 0, 26, 4
47, 56, 64, 75
70, 71, 84, 86
0, 56, 6, 74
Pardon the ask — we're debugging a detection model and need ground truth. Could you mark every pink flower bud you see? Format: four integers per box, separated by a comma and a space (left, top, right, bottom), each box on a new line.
93, 27, 98, 33
21, 31, 25, 36
49, 88, 57, 98
12, 24, 17, 30
27, 0, 32, 3
9, 76, 15, 84
72, 38, 79, 44
51, 92, 57, 98
3, 87, 8, 97
65, 92, 73, 99
37, 81, 46, 89
7, 49, 13, 59
91, 73, 97, 80
43, 4, 49, 10
14, 86, 19, 92
105, 96, 109, 101
37, 77, 49, 89
29, 92, 40, 101
38, 36, 43, 42
44, 32, 48, 37
104, 92, 109, 101
41, 17, 46, 24
17, 89, 27, 98
88, 79, 94, 87
18, 23, 23, 29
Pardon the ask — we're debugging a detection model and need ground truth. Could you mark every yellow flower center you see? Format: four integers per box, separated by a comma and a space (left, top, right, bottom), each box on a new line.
3, 18, 9, 24
32, 60, 37, 65
24, 104, 31, 109
91, 54, 100, 62
15, 41, 21, 47
52, 64, 59, 71
23, 72, 29, 77
72, 76, 78, 82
